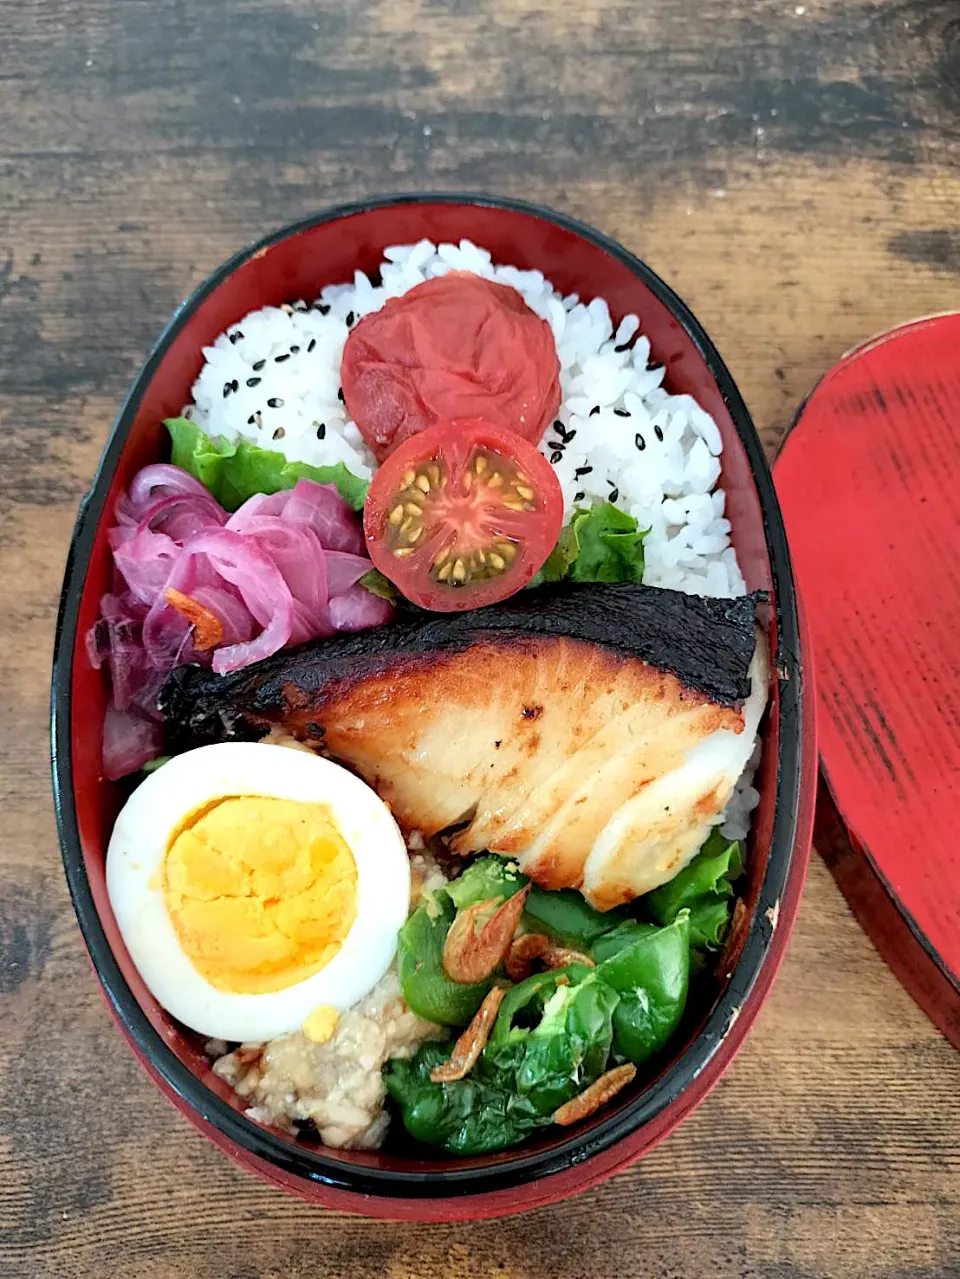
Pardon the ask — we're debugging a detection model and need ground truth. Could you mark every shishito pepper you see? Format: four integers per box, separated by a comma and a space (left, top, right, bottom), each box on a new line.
522, 883, 629, 949
593, 912, 691, 1065
386, 964, 619, 1153
590, 920, 659, 964
397, 856, 529, 1026
389, 859, 698, 1153
396, 890, 492, 1026
483, 965, 619, 1116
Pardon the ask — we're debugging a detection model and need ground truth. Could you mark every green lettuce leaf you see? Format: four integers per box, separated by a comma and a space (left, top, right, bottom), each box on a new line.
645, 830, 745, 952
538, 520, 581, 582
165, 417, 369, 512
534, 502, 648, 586
140, 756, 170, 774
567, 502, 648, 582
358, 569, 399, 604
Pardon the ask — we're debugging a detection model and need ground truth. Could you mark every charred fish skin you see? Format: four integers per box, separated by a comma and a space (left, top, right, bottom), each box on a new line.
160, 583, 769, 905
161, 583, 764, 750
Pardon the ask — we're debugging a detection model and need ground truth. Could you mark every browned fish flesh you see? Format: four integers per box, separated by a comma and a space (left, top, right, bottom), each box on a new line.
161, 583, 767, 907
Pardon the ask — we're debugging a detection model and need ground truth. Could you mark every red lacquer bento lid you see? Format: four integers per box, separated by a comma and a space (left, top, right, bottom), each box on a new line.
774, 314, 960, 1048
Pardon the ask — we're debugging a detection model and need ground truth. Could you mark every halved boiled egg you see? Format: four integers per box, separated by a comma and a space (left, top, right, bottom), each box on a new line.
106, 742, 410, 1042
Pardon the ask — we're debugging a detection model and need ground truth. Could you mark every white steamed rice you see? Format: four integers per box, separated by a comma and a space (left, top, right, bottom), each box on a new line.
187, 238, 746, 600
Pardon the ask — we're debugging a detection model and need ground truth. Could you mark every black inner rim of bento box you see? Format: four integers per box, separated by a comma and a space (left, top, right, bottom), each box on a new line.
51, 191, 805, 1200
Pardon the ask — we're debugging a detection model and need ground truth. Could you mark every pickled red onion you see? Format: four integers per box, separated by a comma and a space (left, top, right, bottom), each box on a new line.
88, 468, 391, 777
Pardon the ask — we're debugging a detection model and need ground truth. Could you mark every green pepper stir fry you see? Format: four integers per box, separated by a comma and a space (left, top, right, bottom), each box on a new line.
386, 842, 745, 1155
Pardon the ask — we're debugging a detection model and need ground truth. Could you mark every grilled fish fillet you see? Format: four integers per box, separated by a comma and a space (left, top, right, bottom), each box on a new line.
162, 584, 768, 908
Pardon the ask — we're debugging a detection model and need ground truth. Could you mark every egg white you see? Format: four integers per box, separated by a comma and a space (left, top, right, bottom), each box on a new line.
106, 742, 410, 1042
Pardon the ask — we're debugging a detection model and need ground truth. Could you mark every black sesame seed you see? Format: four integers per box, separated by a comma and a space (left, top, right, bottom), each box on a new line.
547, 440, 565, 453
589, 405, 601, 417
223, 383, 232, 398
614, 339, 633, 353
614, 407, 631, 418
290, 344, 300, 353
635, 433, 646, 451
293, 300, 308, 312
337, 388, 345, 403
232, 380, 239, 392
307, 338, 316, 353
345, 310, 355, 327
574, 491, 585, 502
316, 423, 326, 440
609, 488, 619, 503
550, 450, 563, 465
247, 415, 256, 425
228, 332, 238, 345
553, 420, 563, 432
275, 353, 290, 363
246, 377, 261, 388
654, 425, 664, 442
252, 359, 266, 372
574, 465, 593, 477
272, 427, 285, 440
267, 397, 284, 408
314, 302, 331, 315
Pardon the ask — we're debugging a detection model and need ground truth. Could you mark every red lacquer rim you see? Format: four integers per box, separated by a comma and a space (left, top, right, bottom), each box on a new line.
51, 193, 814, 1216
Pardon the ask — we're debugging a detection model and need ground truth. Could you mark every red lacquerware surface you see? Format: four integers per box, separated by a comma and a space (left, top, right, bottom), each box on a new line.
51, 194, 814, 1219
775, 314, 960, 1047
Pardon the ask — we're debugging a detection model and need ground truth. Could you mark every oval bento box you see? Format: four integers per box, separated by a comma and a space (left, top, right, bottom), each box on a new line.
51, 194, 816, 1220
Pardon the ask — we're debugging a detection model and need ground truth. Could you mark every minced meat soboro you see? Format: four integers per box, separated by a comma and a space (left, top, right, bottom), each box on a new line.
341, 272, 561, 461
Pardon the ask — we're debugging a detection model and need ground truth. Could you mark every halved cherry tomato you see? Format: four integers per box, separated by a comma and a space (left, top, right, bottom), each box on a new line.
364, 419, 564, 611
342, 273, 561, 461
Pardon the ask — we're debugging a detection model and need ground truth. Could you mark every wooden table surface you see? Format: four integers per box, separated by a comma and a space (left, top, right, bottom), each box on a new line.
3, 0, 959, 1274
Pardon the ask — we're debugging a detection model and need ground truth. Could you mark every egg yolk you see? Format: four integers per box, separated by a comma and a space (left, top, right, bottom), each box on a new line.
302, 1004, 339, 1044
163, 796, 358, 995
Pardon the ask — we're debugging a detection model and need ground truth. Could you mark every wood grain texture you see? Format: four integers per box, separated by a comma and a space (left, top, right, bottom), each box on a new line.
1, 0, 959, 1274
